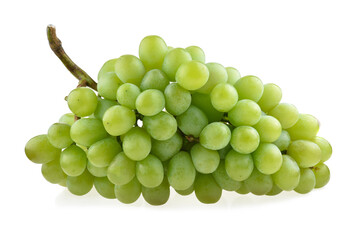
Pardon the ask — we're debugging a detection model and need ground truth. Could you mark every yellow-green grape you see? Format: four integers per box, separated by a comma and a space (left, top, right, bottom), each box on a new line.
136, 154, 164, 188
191, 143, 220, 174
41, 159, 67, 184
253, 143, 283, 175
94, 177, 115, 199
97, 72, 121, 100
114, 177, 142, 204
287, 114, 319, 140
70, 118, 108, 147
97, 58, 117, 80
140, 69, 170, 92
116, 83, 141, 110
272, 155, 300, 191
218, 144, 232, 160
230, 126, 260, 154
312, 136, 332, 163
167, 151, 196, 190
139, 35, 168, 70
226, 67, 241, 85
269, 103, 299, 129
107, 152, 136, 185
143, 112, 177, 141
162, 48, 192, 81
47, 123, 73, 149
312, 163, 330, 188
151, 132, 183, 161
287, 140, 321, 168
58, 178, 67, 187
266, 184, 283, 196
175, 184, 194, 196
67, 87, 98, 117
59, 113, 75, 126
164, 83, 191, 116
294, 168, 316, 194
228, 99, 261, 126
60, 145, 87, 177
94, 98, 118, 120
87, 138, 121, 168
225, 150, 254, 181
114, 55, 146, 86
234, 75, 264, 102
210, 83, 238, 112
136, 89, 165, 116
25, 135, 61, 164
194, 173, 222, 204
66, 170, 94, 196
191, 93, 224, 122
212, 160, 242, 191
273, 130, 291, 151
177, 105, 208, 138
87, 161, 107, 177
176, 61, 209, 90
253, 116, 282, 142
236, 183, 250, 195
102, 105, 136, 136
197, 62, 228, 94
199, 122, 231, 150
185, 46, 205, 63
244, 168, 273, 195
142, 177, 170, 206
257, 83, 282, 112
123, 127, 151, 161
167, 46, 174, 52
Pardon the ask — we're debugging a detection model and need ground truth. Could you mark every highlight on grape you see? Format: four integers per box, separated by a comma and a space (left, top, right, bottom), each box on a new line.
25, 25, 332, 205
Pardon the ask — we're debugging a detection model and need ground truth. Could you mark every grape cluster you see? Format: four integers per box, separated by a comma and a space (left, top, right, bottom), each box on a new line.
25, 35, 332, 205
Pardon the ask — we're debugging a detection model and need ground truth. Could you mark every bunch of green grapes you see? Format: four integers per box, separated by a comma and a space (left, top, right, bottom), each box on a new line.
25, 34, 332, 205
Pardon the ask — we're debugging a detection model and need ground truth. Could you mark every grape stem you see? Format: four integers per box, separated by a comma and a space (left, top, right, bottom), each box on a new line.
46, 25, 98, 90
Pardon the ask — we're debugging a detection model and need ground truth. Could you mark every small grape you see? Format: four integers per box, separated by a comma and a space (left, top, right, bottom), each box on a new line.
226, 67, 241, 85
191, 143, 220, 174
230, 126, 260, 154
94, 177, 116, 199
142, 177, 170, 206
123, 127, 151, 161
244, 168, 273, 195
253, 143, 283, 175
162, 48, 192, 81
115, 55, 146, 86
212, 160, 242, 191
312, 136, 332, 163
94, 98, 118, 120
25, 134, 61, 164
199, 122, 231, 150
59, 113, 75, 126
185, 46, 205, 63
136, 154, 164, 188
272, 155, 300, 191
102, 105, 136, 136
114, 177, 142, 204
210, 83, 238, 112
97, 58, 117, 80
194, 173, 222, 204
70, 118, 108, 147
176, 105, 208, 138
107, 152, 136, 185
287, 114, 319, 140
312, 163, 330, 188
257, 83, 282, 112
151, 132, 183, 162
234, 75, 264, 102
191, 93, 224, 122
87, 137, 121, 167
47, 123, 73, 149
66, 170, 94, 196
253, 115, 282, 143
60, 145, 87, 177
167, 151, 196, 190
116, 83, 141, 110
67, 87, 98, 117
273, 130, 291, 151
140, 69, 169, 92
225, 150, 254, 181
164, 83, 191, 116
143, 112, 177, 141
294, 168, 316, 194
269, 103, 299, 129
41, 159, 67, 184
139, 35, 168, 70
197, 62, 228, 94
136, 89, 165, 116
97, 72, 121, 100
176, 61, 209, 90
228, 99, 261, 126
287, 140, 321, 168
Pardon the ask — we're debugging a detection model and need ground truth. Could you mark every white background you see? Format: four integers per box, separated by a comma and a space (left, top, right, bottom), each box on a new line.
0, 0, 356, 239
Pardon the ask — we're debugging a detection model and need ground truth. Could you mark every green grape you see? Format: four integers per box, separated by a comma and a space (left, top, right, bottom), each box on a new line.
287, 140, 321, 168
94, 177, 115, 199
114, 177, 142, 204
294, 168, 316, 194
236, 183, 250, 194
218, 144, 232, 160
162, 48, 192, 81
60, 145, 87, 177
107, 152, 136, 185
114, 55, 146, 86
273, 130, 291, 151
67, 87, 98, 117
58, 178, 67, 187
151, 132, 183, 161
87, 161, 107, 177
210, 83, 238, 112
234, 75, 264, 102
70, 118, 108, 147
143, 112, 177, 141
197, 62, 228, 94
269, 103, 299, 129
212, 160, 242, 191
140, 69, 170, 92
139, 35, 168, 70
194, 173, 222, 204
176, 61, 209, 90
257, 83, 282, 112
287, 114, 319, 140
97, 58, 117, 80
191, 93, 224, 122
59, 113, 75, 126
225, 150, 254, 181
136, 89, 165, 116
47, 123, 73, 149
142, 177, 170, 206
199, 122, 231, 150
41, 159, 67, 184
230, 126, 260, 154
228, 99, 261, 126
87, 137, 121, 167
312, 163, 330, 188
191, 143, 220, 174
25, 135, 61, 164
253, 115, 282, 142
266, 184, 283, 196
123, 127, 151, 161
164, 83, 191, 116
97, 72, 121, 100
175, 184, 194, 196
116, 83, 141, 110
136, 154, 164, 188
253, 143, 282, 175
185, 46, 205, 63
102, 105, 136, 136
94, 98, 118, 120
66, 170, 94, 196
167, 46, 174, 51
272, 155, 300, 191
312, 136, 332, 162
226, 67, 241, 85
176, 105, 208, 138
167, 151, 196, 190
244, 168, 273, 195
